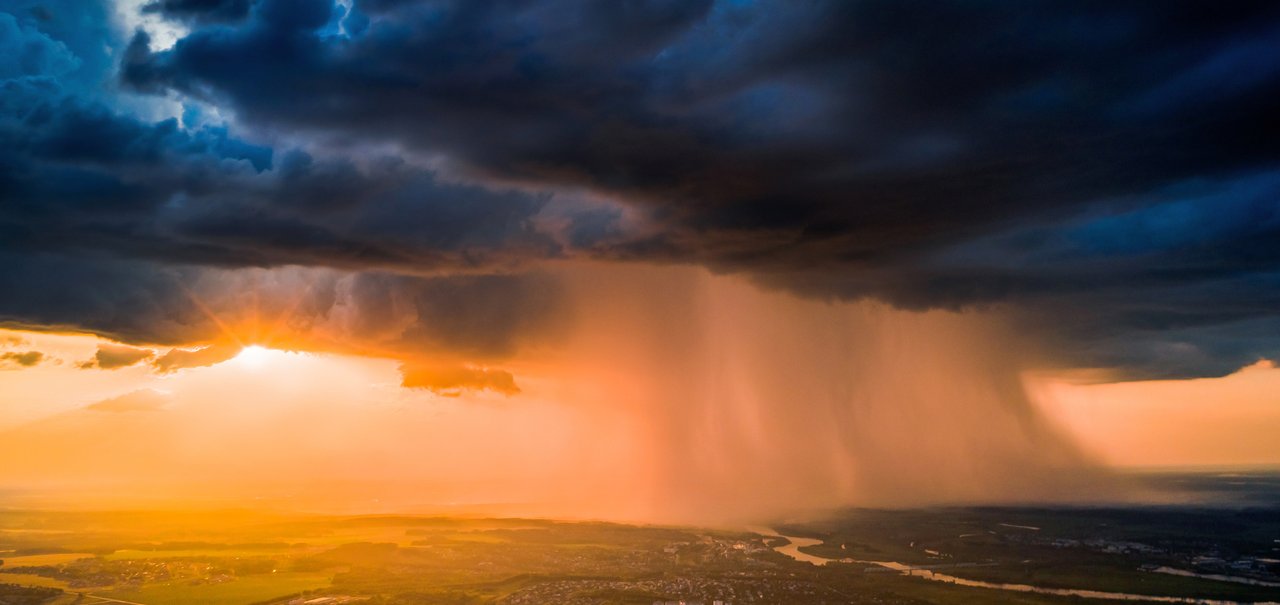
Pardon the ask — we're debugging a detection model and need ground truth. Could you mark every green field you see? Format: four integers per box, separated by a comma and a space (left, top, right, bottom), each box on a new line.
0, 572, 73, 589
100, 571, 333, 605
0, 553, 96, 567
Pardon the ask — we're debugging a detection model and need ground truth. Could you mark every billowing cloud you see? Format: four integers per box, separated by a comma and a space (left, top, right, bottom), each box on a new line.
0, 0, 1277, 379
0, 259, 568, 372
0, 350, 46, 368
78, 343, 155, 369
141, 0, 251, 23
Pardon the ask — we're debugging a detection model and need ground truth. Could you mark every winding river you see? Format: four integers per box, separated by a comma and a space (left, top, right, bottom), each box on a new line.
753, 528, 1280, 605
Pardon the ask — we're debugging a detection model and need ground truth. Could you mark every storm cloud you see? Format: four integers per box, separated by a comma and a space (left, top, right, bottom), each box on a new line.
1, 0, 1279, 377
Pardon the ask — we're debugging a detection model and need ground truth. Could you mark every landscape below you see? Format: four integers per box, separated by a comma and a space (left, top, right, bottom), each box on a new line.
0, 471, 1277, 605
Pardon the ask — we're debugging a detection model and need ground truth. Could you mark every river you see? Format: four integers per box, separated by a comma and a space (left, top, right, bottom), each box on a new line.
753, 528, 1280, 605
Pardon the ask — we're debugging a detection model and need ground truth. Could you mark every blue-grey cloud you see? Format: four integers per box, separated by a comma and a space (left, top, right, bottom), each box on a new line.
1, 0, 1279, 378
142, 0, 251, 24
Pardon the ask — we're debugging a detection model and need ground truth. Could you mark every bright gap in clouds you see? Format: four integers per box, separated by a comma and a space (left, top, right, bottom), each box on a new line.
233, 345, 275, 368
113, 0, 187, 50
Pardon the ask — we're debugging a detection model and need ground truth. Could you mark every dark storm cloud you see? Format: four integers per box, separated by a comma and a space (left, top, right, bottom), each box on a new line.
0, 252, 215, 346
1, 2, 574, 284
0, 252, 566, 370
0, 1, 117, 90
123, 0, 1280, 239
142, 0, 251, 24
344, 271, 567, 358
2, 0, 1280, 377
0, 77, 561, 272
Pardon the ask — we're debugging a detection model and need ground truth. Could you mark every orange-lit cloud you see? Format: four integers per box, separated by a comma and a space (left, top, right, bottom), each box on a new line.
0, 350, 46, 368
0, 335, 29, 347
78, 343, 156, 370
400, 363, 520, 396
152, 343, 242, 373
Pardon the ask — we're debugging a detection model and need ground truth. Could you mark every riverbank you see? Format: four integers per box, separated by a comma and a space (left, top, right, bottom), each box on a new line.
755, 528, 1280, 605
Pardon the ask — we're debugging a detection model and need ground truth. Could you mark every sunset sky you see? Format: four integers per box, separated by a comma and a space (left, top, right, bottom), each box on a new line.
1, 0, 1278, 521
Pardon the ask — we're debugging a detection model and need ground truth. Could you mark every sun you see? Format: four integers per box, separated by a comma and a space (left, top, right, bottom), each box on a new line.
234, 345, 272, 368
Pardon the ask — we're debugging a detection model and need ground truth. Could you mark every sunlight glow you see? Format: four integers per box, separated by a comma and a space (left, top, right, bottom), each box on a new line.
234, 345, 272, 368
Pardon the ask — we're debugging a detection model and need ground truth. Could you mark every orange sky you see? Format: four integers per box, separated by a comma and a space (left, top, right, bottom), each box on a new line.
1030, 360, 1280, 468
1, 266, 1277, 521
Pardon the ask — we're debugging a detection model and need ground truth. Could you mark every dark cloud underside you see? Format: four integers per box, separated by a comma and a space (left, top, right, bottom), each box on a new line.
1, 0, 1279, 377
